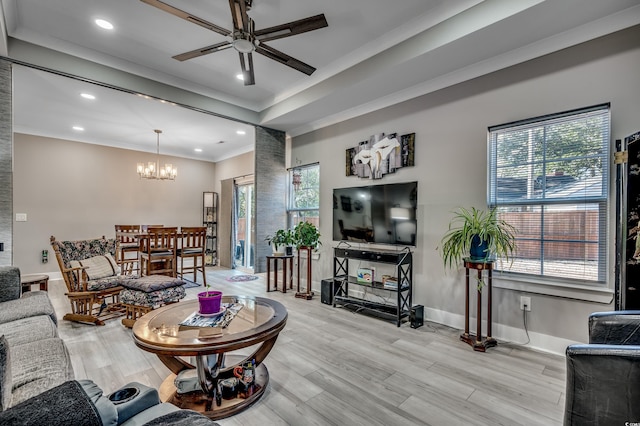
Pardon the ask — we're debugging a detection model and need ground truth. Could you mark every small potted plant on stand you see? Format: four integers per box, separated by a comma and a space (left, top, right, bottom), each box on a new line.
265, 229, 290, 256
439, 206, 516, 269
293, 221, 321, 300
293, 221, 322, 251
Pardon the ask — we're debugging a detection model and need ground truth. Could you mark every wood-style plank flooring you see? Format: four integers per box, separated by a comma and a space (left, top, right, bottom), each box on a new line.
50, 268, 566, 425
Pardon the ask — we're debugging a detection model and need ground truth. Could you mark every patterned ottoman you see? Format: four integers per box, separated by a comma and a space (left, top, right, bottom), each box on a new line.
119, 275, 186, 328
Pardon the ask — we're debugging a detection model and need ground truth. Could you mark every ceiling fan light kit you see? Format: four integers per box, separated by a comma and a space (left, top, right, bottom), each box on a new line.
141, 0, 328, 86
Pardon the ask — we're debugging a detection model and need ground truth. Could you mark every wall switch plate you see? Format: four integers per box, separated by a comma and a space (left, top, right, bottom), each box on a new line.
520, 296, 531, 311
15, 213, 27, 222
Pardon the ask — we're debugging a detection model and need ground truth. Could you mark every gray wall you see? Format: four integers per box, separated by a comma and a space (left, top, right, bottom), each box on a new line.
291, 25, 640, 353
0, 61, 11, 266
254, 126, 287, 273
13, 133, 216, 274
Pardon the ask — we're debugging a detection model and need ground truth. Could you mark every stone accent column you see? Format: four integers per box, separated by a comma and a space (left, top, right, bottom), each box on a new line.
254, 126, 286, 273
0, 60, 12, 266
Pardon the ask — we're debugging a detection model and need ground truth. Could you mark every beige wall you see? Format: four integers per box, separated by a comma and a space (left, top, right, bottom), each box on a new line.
13, 133, 216, 274
291, 25, 640, 353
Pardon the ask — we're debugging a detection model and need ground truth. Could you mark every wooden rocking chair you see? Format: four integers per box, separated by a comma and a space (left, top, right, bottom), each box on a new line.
50, 235, 127, 325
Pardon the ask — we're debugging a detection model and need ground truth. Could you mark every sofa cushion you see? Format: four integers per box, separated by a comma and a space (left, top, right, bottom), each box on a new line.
70, 253, 120, 280
0, 291, 57, 326
142, 409, 221, 425
0, 380, 103, 426
0, 336, 11, 412
0, 267, 21, 304
10, 337, 74, 406
0, 315, 57, 346
122, 275, 185, 293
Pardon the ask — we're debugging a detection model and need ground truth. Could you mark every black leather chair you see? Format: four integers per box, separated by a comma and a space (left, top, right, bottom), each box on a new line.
564, 311, 640, 426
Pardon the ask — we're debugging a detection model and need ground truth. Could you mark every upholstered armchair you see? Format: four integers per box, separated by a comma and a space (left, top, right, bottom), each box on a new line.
564, 310, 640, 425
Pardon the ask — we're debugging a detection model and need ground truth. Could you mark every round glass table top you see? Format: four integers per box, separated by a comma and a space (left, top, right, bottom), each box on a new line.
132, 295, 287, 354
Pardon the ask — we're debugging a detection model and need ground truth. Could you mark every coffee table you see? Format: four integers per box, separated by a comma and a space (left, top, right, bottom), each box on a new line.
132, 296, 287, 420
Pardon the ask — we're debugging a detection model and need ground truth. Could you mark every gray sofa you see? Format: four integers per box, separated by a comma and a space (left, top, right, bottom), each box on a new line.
0, 266, 219, 425
0, 266, 73, 409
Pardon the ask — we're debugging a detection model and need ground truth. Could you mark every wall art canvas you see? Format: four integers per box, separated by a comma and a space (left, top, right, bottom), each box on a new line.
346, 132, 415, 179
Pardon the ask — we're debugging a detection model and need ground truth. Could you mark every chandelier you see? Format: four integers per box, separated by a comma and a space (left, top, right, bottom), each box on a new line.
137, 129, 177, 180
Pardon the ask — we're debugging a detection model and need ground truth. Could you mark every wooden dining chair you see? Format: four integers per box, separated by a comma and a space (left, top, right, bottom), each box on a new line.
115, 225, 141, 275
177, 226, 207, 286
139, 226, 178, 277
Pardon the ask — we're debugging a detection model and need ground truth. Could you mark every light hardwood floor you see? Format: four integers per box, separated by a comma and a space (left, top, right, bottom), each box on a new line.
50, 268, 566, 426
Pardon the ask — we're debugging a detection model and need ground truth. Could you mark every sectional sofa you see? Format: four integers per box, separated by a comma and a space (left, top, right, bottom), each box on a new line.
0, 266, 218, 425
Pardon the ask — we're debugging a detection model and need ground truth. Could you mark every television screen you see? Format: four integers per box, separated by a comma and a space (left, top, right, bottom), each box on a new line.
333, 181, 417, 246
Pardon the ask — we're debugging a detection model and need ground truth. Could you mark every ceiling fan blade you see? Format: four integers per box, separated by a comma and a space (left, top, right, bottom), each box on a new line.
254, 14, 328, 43
141, 0, 231, 37
255, 44, 316, 76
228, 0, 251, 32
173, 41, 232, 61
239, 52, 256, 86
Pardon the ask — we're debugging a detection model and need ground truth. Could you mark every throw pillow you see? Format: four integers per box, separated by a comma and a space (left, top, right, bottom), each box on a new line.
0, 335, 11, 411
70, 254, 120, 280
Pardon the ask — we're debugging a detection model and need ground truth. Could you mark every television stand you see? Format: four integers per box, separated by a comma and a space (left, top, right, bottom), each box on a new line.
332, 246, 412, 327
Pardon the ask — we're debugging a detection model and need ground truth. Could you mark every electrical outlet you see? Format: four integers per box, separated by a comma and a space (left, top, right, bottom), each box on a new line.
520, 296, 531, 311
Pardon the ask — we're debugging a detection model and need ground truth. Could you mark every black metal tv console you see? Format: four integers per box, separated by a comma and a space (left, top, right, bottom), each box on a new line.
332, 246, 412, 327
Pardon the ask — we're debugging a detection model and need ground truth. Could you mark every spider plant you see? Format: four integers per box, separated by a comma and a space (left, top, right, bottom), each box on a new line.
440, 206, 517, 268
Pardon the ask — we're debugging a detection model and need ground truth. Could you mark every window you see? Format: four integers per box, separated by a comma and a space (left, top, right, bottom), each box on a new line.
288, 163, 320, 228
488, 104, 610, 284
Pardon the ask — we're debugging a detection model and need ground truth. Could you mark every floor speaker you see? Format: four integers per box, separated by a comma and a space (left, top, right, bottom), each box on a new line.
410, 305, 424, 329
321, 279, 334, 305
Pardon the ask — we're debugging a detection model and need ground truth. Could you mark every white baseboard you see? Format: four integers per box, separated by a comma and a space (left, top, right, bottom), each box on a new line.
425, 307, 578, 356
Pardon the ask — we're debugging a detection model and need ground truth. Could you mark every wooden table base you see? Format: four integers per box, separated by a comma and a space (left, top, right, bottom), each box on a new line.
159, 358, 269, 420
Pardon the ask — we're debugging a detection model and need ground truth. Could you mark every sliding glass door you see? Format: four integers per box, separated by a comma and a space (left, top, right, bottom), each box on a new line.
234, 178, 255, 272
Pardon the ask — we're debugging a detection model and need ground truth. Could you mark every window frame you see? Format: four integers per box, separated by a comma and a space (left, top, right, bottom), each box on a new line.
487, 103, 611, 287
287, 163, 320, 229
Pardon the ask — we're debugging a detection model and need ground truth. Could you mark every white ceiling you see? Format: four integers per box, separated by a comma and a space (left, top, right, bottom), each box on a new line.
2, 0, 640, 162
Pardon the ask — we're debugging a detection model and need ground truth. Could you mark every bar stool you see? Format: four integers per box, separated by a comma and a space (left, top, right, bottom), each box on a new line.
139, 227, 178, 277
177, 226, 207, 286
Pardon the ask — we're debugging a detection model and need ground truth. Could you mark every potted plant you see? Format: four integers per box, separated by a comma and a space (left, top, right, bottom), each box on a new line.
265, 229, 293, 256
197, 281, 222, 315
439, 206, 516, 268
293, 221, 322, 250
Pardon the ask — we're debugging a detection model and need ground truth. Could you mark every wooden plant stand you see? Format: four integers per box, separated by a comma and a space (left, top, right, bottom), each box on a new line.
460, 259, 497, 352
295, 247, 314, 300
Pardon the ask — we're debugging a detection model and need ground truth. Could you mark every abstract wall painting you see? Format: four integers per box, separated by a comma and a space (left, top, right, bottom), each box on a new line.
346, 132, 415, 179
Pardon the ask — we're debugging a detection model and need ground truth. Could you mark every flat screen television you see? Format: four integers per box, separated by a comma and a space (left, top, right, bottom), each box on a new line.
333, 181, 418, 246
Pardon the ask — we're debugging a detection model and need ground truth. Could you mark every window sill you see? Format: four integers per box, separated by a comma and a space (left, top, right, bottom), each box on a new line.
493, 273, 614, 304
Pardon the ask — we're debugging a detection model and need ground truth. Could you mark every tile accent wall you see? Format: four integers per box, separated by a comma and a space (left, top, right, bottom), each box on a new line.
254, 126, 286, 273
0, 61, 12, 266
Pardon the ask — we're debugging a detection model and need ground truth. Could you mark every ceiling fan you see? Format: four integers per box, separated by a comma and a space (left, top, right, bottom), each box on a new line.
141, 0, 328, 86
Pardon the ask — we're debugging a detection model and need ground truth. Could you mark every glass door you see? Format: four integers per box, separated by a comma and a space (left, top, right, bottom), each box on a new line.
235, 179, 255, 272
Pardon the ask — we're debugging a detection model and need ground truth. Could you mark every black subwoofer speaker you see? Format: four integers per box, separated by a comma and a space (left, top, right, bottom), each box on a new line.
410, 305, 424, 329
321, 279, 334, 305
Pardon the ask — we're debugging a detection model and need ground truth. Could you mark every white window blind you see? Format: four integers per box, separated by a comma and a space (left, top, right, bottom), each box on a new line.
488, 104, 610, 284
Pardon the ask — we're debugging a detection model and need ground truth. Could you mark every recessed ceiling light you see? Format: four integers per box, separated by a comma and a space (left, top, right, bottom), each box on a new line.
95, 19, 114, 30
72, 126, 84, 131
194, 148, 203, 152
236, 130, 246, 135
236, 73, 244, 81
80, 93, 95, 100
